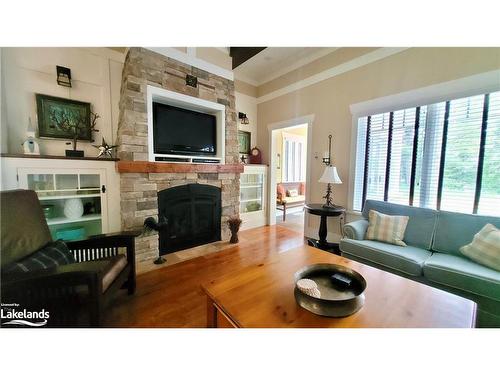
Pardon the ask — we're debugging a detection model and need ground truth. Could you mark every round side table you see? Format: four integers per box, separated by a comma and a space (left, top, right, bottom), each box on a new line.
304, 203, 346, 254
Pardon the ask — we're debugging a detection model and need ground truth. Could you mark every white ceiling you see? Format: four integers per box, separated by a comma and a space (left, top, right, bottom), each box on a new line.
233, 47, 337, 86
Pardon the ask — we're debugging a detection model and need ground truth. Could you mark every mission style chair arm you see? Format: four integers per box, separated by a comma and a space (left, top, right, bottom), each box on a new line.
66, 231, 140, 264
65, 230, 141, 296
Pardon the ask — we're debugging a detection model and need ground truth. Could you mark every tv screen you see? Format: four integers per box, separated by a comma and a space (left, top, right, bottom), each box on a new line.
153, 102, 216, 156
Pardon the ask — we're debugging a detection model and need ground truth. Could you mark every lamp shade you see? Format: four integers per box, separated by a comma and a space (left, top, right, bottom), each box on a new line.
319, 166, 342, 184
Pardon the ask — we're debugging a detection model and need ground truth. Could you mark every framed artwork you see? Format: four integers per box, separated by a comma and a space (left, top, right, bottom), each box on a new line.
36, 94, 92, 141
238, 130, 251, 154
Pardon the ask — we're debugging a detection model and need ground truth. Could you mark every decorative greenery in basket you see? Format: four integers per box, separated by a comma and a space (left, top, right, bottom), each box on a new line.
227, 216, 243, 244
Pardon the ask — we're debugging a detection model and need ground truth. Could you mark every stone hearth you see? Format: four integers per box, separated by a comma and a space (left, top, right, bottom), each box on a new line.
117, 48, 240, 272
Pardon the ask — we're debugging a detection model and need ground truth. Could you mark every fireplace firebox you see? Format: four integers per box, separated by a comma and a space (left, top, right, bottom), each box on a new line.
157, 184, 221, 255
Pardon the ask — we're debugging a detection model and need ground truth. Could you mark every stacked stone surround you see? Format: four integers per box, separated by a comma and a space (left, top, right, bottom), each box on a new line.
117, 48, 240, 271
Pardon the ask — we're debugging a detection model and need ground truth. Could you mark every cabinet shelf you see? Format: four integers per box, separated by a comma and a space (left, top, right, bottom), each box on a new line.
39, 193, 101, 201
240, 184, 263, 189
240, 198, 262, 203
46, 214, 102, 225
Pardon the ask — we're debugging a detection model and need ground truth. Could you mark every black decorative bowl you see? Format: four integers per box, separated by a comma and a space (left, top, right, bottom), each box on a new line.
294, 263, 367, 317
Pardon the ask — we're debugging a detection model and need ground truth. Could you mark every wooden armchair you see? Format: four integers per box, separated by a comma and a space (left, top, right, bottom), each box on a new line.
0, 190, 139, 327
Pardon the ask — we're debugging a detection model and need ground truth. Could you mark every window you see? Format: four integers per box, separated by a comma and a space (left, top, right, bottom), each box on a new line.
353, 91, 500, 216
282, 132, 306, 182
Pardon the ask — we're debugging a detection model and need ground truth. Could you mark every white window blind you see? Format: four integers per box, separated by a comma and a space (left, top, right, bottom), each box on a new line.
283, 133, 306, 182
353, 90, 500, 216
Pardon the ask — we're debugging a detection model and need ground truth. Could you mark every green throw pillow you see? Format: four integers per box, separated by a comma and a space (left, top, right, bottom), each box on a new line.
365, 209, 409, 247
459, 223, 500, 272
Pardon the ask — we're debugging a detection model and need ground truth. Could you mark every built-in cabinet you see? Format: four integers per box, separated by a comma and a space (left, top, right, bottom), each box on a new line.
240, 164, 268, 230
1, 156, 121, 240
18, 168, 107, 240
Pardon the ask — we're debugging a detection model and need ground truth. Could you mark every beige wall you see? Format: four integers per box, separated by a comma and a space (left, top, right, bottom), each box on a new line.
1, 47, 124, 155
235, 79, 258, 97
195, 47, 231, 71
235, 92, 258, 151
256, 47, 500, 239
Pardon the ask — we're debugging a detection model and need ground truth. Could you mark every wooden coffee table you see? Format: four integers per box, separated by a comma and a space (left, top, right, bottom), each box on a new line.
202, 244, 476, 328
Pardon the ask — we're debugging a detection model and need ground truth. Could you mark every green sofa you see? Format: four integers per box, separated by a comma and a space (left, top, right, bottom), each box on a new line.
340, 200, 500, 327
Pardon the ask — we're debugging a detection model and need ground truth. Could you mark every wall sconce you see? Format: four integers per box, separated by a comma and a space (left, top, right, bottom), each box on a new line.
238, 112, 249, 125
318, 134, 342, 207
185, 74, 198, 88
56, 65, 72, 87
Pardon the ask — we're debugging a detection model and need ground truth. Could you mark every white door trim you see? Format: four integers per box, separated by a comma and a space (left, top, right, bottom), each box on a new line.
267, 114, 314, 226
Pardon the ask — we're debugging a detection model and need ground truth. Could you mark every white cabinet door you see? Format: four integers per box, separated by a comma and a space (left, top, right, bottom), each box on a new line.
240, 165, 268, 230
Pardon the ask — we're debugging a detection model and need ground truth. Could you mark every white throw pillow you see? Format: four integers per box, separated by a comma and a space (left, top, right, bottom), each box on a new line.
459, 224, 500, 271
365, 210, 409, 247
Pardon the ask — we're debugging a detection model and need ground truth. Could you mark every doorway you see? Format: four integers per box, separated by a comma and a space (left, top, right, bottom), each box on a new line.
268, 115, 313, 234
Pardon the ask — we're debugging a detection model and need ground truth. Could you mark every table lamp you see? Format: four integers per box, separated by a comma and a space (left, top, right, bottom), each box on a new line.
319, 165, 342, 208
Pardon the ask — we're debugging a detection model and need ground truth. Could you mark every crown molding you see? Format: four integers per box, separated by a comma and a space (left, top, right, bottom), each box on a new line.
234, 72, 259, 87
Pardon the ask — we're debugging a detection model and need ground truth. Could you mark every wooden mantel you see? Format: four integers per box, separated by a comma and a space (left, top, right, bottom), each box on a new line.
116, 161, 244, 174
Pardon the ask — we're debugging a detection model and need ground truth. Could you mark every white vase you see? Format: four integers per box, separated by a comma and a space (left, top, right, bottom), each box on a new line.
64, 198, 84, 219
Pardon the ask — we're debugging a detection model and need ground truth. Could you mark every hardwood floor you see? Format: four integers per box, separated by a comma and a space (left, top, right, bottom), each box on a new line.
106, 225, 306, 327
276, 210, 305, 234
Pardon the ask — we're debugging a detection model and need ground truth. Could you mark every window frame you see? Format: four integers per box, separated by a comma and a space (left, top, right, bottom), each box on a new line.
348, 72, 500, 214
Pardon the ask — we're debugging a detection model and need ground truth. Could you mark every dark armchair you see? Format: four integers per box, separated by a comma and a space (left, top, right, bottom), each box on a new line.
0, 190, 139, 327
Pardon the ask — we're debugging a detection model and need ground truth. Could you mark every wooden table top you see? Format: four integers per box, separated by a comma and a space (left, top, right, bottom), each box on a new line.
202, 244, 476, 328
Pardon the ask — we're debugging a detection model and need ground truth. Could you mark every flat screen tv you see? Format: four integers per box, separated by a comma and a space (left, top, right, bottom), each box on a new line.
153, 102, 216, 156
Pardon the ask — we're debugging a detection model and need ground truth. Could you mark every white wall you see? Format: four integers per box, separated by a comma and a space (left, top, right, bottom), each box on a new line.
1, 47, 124, 156
235, 91, 258, 150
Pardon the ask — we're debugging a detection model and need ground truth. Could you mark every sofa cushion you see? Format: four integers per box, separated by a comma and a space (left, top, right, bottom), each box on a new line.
277, 184, 286, 199
460, 224, 500, 271
365, 210, 409, 246
281, 196, 305, 204
340, 238, 432, 276
299, 182, 306, 195
3, 240, 75, 275
432, 211, 500, 256
362, 200, 438, 250
101, 255, 128, 292
423, 253, 500, 302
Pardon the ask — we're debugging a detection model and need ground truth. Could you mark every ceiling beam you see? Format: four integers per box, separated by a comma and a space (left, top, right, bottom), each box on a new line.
230, 47, 266, 69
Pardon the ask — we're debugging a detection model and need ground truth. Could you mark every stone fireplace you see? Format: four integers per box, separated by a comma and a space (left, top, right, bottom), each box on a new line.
116, 48, 241, 272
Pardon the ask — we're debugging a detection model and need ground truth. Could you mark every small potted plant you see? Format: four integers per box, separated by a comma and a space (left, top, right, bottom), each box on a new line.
227, 216, 243, 244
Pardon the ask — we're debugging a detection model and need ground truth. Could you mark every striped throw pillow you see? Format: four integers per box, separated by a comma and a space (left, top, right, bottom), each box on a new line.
459, 224, 500, 271
365, 210, 409, 246
4, 240, 75, 275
